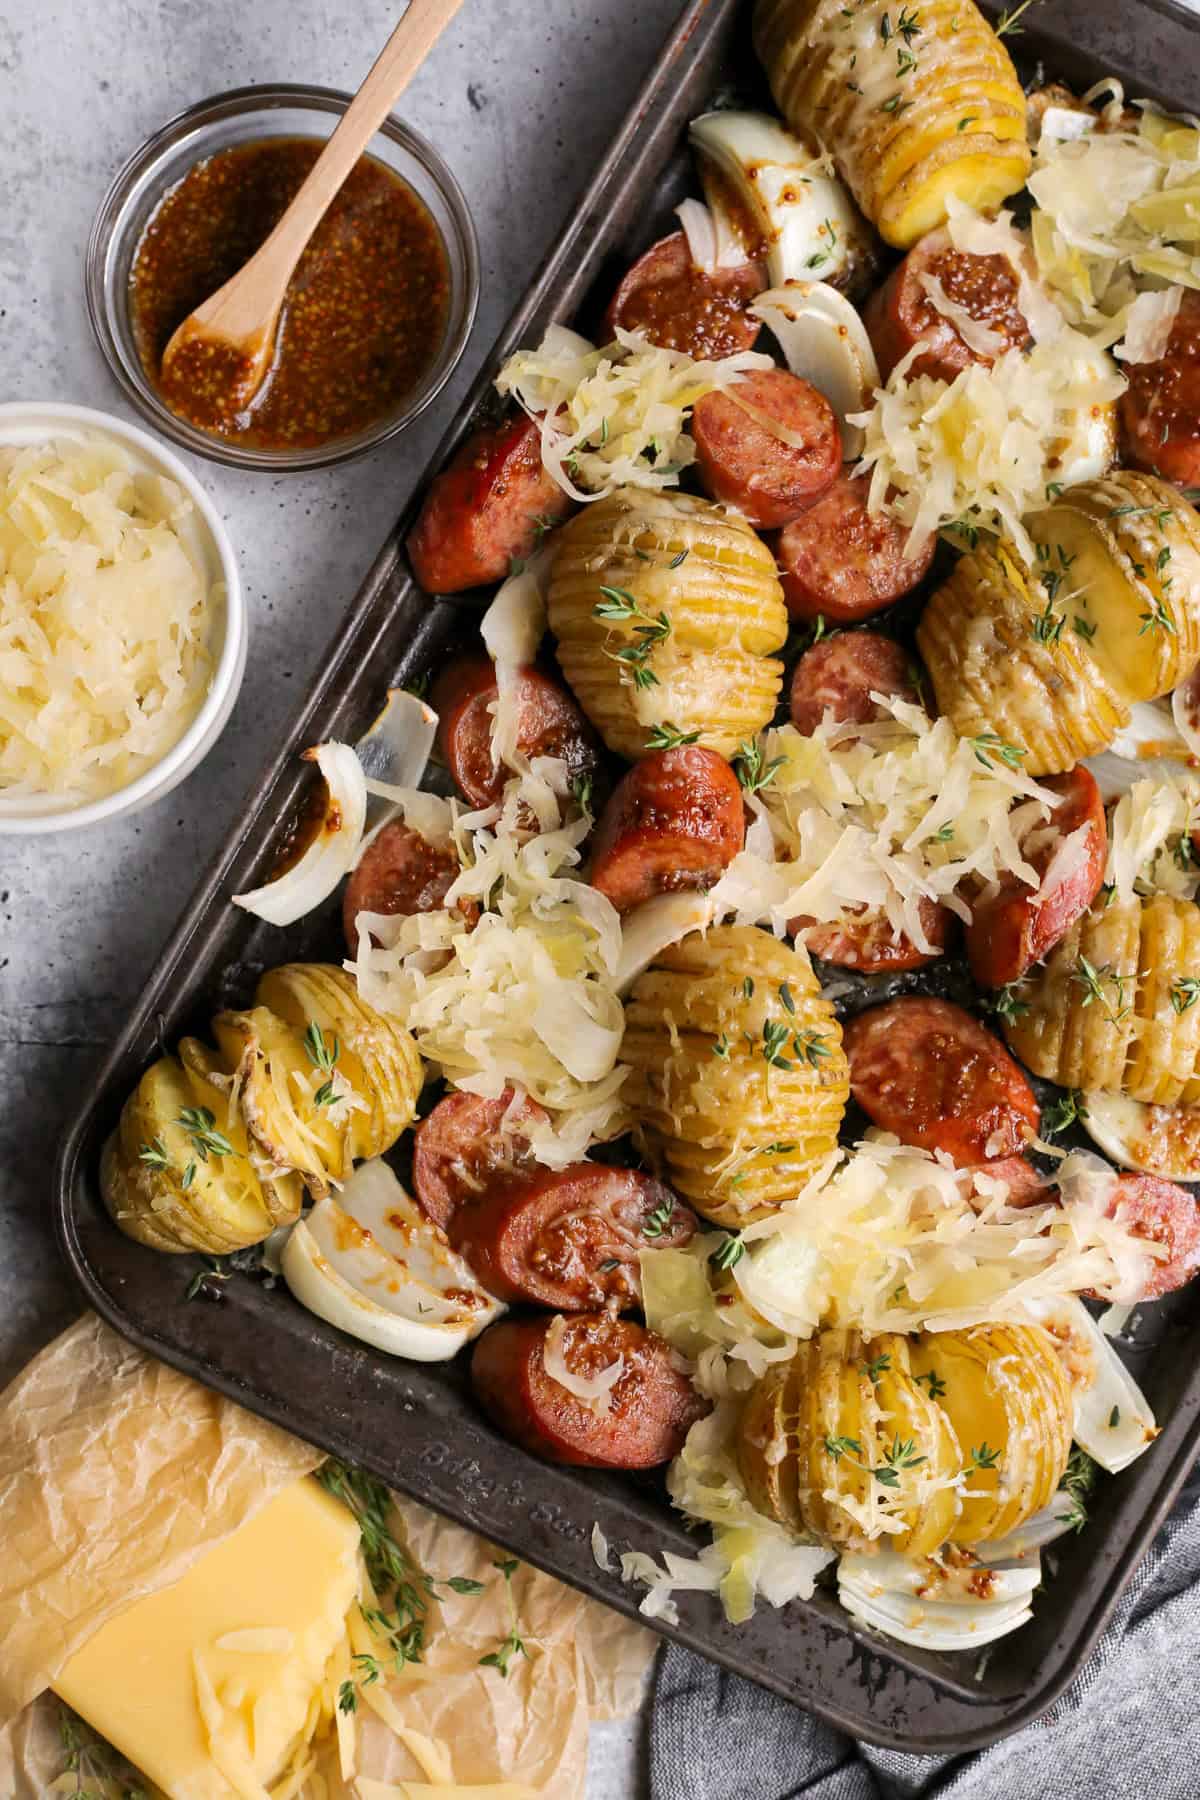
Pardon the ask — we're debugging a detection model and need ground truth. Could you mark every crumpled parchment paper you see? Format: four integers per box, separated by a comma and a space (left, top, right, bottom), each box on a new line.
0, 1314, 654, 1798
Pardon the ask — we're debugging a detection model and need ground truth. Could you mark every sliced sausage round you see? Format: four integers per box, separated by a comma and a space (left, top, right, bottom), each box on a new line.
412, 1088, 548, 1231
406, 412, 574, 595
471, 1313, 707, 1468
690, 368, 841, 528
343, 820, 463, 955
431, 655, 602, 809
1108, 1173, 1200, 1300
1119, 288, 1200, 489
450, 1164, 696, 1310
862, 226, 1032, 386
793, 897, 951, 973
589, 746, 744, 914
965, 766, 1107, 989
843, 996, 1041, 1165
602, 230, 764, 360
775, 473, 936, 623
789, 630, 921, 736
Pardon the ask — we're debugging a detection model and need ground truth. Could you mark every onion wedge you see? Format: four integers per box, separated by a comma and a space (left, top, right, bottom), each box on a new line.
1082, 1090, 1200, 1184
750, 281, 879, 458
689, 111, 873, 292
281, 1159, 504, 1361
1026, 1296, 1157, 1474
232, 742, 367, 927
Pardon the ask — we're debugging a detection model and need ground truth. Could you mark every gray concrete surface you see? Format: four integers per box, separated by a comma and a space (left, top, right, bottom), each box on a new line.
0, 0, 689, 1788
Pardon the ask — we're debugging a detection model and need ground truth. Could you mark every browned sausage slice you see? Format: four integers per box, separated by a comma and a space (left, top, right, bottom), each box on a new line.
343, 820, 463, 955
406, 413, 574, 595
775, 473, 936, 623
789, 631, 921, 735
794, 897, 951, 973
844, 996, 1041, 1165
471, 1313, 707, 1468
603, 231, 764, 360
431, 654, 602, 809
450, 1164, 695, 1310
690, 368, 841, 528
1119, 288, 1200, 488
862, 227, 1032, 386
589, 746, 744, 914
1107, 1174, 1200, 1299
965, 766, 1107, 989
412, 1088, 548, 1231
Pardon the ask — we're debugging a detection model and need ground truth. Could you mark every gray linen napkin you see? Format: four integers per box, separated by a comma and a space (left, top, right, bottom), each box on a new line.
650, 1462, 1200, 1799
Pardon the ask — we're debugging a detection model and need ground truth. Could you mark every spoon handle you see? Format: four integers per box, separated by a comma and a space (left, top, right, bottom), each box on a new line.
204, 0, 467, 338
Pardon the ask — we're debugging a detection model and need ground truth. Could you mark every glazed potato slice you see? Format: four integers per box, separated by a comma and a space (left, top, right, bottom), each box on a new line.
1026, 475, 1200, 705
873, 1339, 960, 1557
178, 1036, 302, 1227
917, 538, 1130, 774
738, 1358, 803, 1530
256, 963, 422, 1162
108, 1054, 277, 1253
212, 1005, 350, 1192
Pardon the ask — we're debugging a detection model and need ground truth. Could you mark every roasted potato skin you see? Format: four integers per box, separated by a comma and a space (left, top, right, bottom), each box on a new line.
1005, 895, 1200, 1106
102, 1053, 297, 1255
753, 0, 1031, 249
547, 488, 788, 761
1026, 473, 1200, 705
104, 965, 423, 1256
622, 924, 848, 1227
737, 1324, 1072, 1553
917, 538, 1130, 775
256, 963, 423, 1163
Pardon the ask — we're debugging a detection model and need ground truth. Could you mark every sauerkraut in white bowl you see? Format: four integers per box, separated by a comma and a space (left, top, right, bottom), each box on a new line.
0, 401, 244, 834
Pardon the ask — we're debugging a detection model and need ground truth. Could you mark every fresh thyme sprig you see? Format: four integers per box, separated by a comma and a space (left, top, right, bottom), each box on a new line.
733, 738, 786, 795
479, 1557, 530, 1678
642, 1196, 679, 1239
594, 586, 671, 690
969, 731, 1026, 771
56, 1706, 148, 1800
1043, 1089, 1089, 1138
176, 1105, 236, 1162
1071, 955, 1133, 1028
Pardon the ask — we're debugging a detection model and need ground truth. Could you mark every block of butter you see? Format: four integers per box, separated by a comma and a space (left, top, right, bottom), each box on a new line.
52, 1476, 359, 1800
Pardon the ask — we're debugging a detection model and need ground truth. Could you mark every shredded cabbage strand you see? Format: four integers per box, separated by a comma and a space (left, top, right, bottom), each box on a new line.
494, 323, 774, 501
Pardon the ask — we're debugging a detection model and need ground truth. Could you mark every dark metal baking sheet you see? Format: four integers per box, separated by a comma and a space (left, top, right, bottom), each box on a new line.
54, 0, 1200, 1752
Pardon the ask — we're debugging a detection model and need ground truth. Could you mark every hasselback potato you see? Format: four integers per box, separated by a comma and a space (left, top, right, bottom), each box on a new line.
737, 1324, 1072, 1553
546, 489, 788, 761
917, 537, 1130, 775
920, 478, 1200, 774
256, 964, 423, 1165
102, 1053, 302, 1255
753, 0, 1031, 249
1005, 894, 1200, 1106
102, 963, 423, 1253
1026, 473, 1200, 703
622, 924, 848, 1227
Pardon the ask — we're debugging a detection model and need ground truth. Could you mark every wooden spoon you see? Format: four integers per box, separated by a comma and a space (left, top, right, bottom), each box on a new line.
160, 0, 467, 425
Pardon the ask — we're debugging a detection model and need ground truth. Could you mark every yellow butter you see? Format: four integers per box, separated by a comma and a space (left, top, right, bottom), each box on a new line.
52, 1478, 359, 1800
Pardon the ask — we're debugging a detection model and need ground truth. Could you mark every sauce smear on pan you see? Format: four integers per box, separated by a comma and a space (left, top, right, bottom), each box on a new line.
130, 136, 450, 450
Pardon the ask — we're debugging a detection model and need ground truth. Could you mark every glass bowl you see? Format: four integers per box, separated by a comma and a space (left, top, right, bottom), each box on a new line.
85, 85, 480, 472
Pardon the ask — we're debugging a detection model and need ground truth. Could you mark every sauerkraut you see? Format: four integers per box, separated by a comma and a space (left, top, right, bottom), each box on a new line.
350, 807, 631, 1164
494, 324, 773, 501
1029, 103, 1200, 326
0, 438, 214, 800
647, 1141, 1157, 1351
708, 698, 1062, 954
851, 332, 1126, 561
